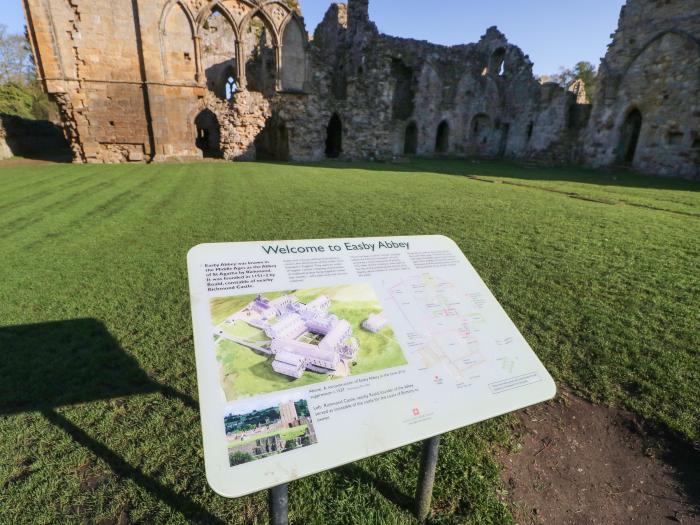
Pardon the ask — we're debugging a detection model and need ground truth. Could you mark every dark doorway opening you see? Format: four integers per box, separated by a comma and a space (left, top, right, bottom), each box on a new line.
617, 108, 642, 164
195, 109, 222, 158
255, 115, 290, 161
404, 122, 418, 155
325, 113, 342, 158
435, 120, 449, 153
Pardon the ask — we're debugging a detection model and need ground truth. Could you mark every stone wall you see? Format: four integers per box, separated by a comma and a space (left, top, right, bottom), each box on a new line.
583, 0, 700, 179
21, 0, 699, 179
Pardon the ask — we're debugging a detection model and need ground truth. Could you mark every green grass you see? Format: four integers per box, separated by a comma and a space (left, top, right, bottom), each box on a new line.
0, 159, 698, 524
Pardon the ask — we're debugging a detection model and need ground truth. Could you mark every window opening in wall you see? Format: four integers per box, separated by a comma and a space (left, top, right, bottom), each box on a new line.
491, 48, 506, 77
225, 76, 237, 100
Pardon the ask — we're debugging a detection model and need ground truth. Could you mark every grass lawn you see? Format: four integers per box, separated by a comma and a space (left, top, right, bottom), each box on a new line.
0, 159, 697, 524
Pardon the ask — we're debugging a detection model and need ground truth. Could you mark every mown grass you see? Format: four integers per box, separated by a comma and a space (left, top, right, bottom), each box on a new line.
0, 159, 698, 524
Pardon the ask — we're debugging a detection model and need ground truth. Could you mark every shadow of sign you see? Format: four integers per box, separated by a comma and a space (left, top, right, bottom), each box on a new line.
0, 319, 159, 415
0, 319, 224, 524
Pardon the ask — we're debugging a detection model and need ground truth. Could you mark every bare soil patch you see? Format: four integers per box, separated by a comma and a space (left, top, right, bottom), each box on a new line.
500, 389, 699, 524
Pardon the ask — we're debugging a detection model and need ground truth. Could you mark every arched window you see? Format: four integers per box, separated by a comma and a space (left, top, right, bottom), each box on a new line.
225, 75, 237, 101
490, 48, 506, 76
435, 121, 449, 153
162, 3, 196, 81
201, 8, 237, 101
245, 13, 277, 94
325, 113, 342, 158
281, 19, 306, 92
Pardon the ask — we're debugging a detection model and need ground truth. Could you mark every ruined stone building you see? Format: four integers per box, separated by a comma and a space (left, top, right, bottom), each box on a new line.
21, 0, 699, 179
584, 0, 699, 179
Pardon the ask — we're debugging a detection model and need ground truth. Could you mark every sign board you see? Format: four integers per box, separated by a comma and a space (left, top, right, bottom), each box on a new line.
187, 236, 555, 498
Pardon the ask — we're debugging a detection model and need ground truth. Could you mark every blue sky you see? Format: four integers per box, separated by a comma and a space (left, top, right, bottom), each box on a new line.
3, 0, 625, 75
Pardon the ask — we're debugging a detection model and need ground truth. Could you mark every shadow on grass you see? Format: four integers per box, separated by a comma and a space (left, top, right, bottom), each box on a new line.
336, 463, 415, 515
289, 158, 700, 193
0, 114, 72, 164
0, 319, 223, 524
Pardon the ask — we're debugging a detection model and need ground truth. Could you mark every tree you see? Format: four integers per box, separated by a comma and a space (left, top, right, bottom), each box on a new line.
0, 24, 34, 85
572, 61, 597, 101
541, 61, 598, 103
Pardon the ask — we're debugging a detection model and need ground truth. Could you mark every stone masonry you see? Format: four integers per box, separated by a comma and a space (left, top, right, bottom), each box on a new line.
584, 0, 700, 179
21, 0, 700, 179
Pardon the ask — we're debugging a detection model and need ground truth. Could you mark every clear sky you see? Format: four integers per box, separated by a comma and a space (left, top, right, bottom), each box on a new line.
3, 0, 625, 75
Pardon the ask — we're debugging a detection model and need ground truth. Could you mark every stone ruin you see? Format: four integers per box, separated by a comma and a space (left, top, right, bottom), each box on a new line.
21, 0, 699, 179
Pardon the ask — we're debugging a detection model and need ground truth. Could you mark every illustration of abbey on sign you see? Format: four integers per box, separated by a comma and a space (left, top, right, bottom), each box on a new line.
210, 284, 407, 402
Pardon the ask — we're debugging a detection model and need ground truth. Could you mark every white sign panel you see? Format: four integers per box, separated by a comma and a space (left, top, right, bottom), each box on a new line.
187, 236, 555, 498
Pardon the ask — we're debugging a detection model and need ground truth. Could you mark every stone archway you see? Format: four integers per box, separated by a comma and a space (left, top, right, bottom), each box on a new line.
617, 108, 642, 165
194, 109, 222, 158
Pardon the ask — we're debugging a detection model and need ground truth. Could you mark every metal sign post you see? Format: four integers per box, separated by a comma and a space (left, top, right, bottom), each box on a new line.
416, 436, 442, 523
269, 484, 289, 525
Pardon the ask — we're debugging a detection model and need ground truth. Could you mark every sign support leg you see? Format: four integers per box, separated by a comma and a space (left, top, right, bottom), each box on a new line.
415, 435, 441, 523
269, 483, 289, 525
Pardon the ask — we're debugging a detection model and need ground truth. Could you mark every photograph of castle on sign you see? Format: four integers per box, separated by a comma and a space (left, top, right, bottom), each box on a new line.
226, 399, 318, 467
210, 284, 407, 402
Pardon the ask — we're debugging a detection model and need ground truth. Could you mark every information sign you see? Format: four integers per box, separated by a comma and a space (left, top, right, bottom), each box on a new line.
187, 236, 555, 498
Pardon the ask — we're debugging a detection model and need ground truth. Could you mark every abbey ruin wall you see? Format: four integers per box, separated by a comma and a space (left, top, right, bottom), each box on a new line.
585, 0, 700, 178
22, 0, 699, 179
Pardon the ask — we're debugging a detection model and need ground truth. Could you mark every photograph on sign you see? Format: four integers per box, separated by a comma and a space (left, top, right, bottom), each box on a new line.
225, 397, 318, 467
187, 236, 556, 497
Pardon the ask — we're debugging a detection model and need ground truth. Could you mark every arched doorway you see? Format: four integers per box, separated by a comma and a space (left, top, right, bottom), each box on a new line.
435, 120, 449, 153
325, 113, 342, 158
195, 109, 222, 158
404, 122, 418, 155
255, 114, 290, 161
617, 108, 643, 164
